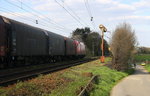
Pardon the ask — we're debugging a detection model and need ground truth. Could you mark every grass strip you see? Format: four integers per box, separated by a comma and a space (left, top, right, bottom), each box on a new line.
134, 54, 150, 62
145, 64, 150, 72
0, 58, 131, 96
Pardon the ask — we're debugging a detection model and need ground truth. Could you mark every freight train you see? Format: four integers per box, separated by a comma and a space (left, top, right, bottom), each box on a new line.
0, 15, 86, 68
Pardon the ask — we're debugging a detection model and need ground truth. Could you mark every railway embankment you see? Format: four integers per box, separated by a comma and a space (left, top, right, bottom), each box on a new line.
0, 58, 133, 96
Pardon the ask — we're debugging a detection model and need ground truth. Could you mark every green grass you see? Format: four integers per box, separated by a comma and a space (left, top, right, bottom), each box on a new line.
134, 54, 150, 72
50, 58, 128, 96
50, 71, 90, 96
89, 67, 128, 96
134, 54, 150, 62
145, 64, 150, 72
0, 58, 130, 96
0, 82, 44, 96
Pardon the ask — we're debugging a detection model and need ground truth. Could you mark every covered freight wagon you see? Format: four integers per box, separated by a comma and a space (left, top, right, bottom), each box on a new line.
0, 15, 86, 68
48, 32, 65, 56
0, 16, 48, 56
10, 19, 48, 56
0, 16, 49, 68
65, 38, 76, 56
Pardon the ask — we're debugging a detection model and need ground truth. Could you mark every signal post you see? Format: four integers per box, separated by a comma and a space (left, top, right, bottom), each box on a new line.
99, 24, 107, 63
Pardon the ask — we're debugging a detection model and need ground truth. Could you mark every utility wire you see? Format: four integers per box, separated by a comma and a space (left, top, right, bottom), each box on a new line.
85, 0, 96, 29
16, 0, 71, 31
55, 0, 85, 27
0, 7, 66, 32
4, 0, 71, 32
84, 0, 96, 30
0, 9, 35, 23
84, 0, 92, 17
60, 0, 90, 27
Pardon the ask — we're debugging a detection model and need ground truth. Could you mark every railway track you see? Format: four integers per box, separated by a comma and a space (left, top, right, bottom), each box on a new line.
0, 58, 97, 86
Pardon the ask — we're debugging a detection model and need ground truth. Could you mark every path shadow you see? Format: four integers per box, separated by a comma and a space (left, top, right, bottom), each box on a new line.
134, 65, 149, 75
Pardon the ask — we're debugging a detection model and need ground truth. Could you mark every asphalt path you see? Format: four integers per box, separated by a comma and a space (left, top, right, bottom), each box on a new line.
111, 65, 150, 96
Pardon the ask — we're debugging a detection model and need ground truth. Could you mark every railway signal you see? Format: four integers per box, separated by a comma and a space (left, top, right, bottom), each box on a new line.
99, 24, 107, 63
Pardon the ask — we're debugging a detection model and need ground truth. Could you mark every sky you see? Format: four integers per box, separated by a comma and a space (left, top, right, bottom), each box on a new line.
0, 0, 150, 47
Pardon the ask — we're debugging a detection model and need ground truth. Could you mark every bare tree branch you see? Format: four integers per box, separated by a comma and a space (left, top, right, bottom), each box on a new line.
110, 22, 137, 71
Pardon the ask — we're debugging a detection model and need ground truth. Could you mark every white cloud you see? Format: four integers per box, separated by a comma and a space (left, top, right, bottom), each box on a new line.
96, 0, 117, 4
64, 0, 84, 5
108, 15, 150, 21
107, 4, 135, 11
0, 12, 33, 19
33, 3, 58, 11
133, 0, 150, 8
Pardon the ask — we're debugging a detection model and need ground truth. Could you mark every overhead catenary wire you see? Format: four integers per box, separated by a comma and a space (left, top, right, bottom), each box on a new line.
59, 0, 91, 27
13, 0, 71, 31
0, 9, 35, 23
84, 0, 96, 30
84, 0, 92, 17
84, 0, 96, 29
3, 0, 72, 32
18, 0, 22, 9
16, 0, 72, 31
54, 0, 85, 27
0, 7, 66, 32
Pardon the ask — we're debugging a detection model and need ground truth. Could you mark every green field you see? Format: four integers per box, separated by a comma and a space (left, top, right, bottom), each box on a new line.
134, 54, 150, 62
145, 64, 150, 72
134, 54, 150, 72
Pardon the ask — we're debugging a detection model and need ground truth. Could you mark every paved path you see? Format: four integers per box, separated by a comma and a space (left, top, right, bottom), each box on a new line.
111, 65, 150, 96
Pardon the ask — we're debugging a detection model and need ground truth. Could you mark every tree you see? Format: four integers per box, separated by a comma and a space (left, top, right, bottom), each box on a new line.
72, 27, 91, 42
86, 32, 110, 56
110, 23, 136, 71
86, 32, 101, 56
137, 47, 150, 54
72, 27, 110, 56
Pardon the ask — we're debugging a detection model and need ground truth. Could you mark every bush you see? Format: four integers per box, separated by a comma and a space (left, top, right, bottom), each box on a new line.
110, 22, 136, 71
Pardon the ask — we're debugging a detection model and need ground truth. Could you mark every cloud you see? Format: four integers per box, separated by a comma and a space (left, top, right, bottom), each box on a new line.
0, 12, 33, 19
107, 15, 150, 27
96, 0, 117, 4
107, 3, 135, 11
31, 0, 59, 11
65, 0, 84, 5
133, 0, 150, 8
108, 15, 150, 21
